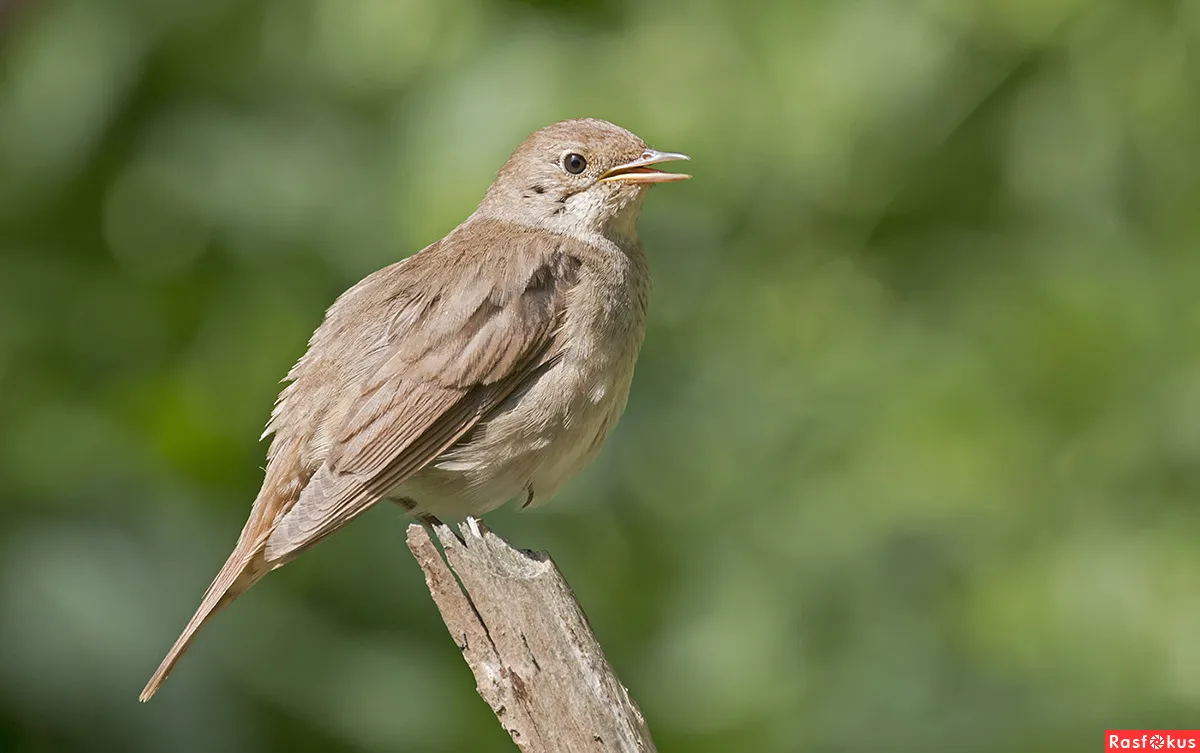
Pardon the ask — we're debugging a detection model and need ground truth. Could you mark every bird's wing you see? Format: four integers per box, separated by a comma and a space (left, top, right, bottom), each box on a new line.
140, 220, 582, 702
263, 221, 580, 562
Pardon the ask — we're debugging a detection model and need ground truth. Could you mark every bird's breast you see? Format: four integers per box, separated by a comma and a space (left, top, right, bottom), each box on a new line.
409, 255, 650, 517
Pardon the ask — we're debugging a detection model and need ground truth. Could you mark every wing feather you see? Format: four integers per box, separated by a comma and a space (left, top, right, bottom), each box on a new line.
142, 219, 583, 701
262, 221, 579, 562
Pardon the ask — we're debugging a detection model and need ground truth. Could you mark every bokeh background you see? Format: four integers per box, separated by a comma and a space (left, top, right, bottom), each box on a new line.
2, 0, 1199, 750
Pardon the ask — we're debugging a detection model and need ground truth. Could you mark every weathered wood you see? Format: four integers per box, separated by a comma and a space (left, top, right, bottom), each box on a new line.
406, 520, 657, 753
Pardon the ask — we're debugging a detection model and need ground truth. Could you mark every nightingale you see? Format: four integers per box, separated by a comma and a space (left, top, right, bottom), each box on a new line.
139, 118, 689, 701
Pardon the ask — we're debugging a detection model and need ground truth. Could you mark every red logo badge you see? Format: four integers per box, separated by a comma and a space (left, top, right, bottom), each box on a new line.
1106, 731, 1199, 750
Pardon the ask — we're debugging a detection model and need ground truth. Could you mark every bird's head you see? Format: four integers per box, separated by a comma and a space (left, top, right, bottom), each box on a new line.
480, 118, 690, 243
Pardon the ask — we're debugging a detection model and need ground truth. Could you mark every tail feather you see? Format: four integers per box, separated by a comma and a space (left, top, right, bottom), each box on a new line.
140, 446, 309, 702
138, 552, 269, 702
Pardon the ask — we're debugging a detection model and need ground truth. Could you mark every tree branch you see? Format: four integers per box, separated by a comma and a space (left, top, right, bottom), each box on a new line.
406, 520, 657, 753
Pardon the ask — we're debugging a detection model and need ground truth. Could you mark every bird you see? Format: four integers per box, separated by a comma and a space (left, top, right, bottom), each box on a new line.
139, 118, 690, 701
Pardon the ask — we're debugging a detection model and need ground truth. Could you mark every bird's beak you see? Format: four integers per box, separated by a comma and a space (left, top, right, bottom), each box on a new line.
599, 149, 691, 184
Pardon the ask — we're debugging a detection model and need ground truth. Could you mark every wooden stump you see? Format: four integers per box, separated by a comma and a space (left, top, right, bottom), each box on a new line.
406, 520, 657, 753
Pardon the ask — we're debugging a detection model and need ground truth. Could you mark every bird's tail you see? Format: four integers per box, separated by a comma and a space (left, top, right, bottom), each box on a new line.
138, 549, 270, 702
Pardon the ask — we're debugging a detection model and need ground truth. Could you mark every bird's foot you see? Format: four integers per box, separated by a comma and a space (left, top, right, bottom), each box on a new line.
392, 497, 443, 527
392, 497, 455, 540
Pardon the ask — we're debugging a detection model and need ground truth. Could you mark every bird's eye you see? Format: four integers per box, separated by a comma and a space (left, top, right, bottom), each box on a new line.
562, 152, 587, 175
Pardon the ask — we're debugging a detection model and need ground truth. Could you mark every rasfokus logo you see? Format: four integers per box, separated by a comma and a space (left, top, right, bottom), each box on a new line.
1106, 731, 1199, 750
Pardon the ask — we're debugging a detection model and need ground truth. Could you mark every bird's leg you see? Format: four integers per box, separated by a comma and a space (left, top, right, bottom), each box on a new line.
417, 512, 444, 528
394, 497, 446, 530
393, 498, 472, 544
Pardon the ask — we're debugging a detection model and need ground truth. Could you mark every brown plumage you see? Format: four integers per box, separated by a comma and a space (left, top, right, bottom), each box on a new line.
139, 118, 689, 701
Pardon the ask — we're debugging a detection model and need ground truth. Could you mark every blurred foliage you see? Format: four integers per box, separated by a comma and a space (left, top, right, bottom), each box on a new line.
2, 0, 1199, 751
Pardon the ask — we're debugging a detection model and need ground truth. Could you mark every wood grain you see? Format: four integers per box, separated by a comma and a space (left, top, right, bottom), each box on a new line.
406, 521, 657, 753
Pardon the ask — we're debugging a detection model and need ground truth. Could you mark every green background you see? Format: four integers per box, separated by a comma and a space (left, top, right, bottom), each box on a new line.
2, 0, 1198, 751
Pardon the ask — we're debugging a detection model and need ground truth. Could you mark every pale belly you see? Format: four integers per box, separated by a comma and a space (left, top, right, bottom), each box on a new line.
390, 352, 636, 520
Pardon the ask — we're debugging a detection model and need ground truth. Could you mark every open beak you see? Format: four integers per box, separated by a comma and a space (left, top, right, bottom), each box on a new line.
599, 149, 691, 184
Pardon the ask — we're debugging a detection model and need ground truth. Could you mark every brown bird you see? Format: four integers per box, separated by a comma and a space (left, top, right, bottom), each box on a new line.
139, 118, 689, 701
